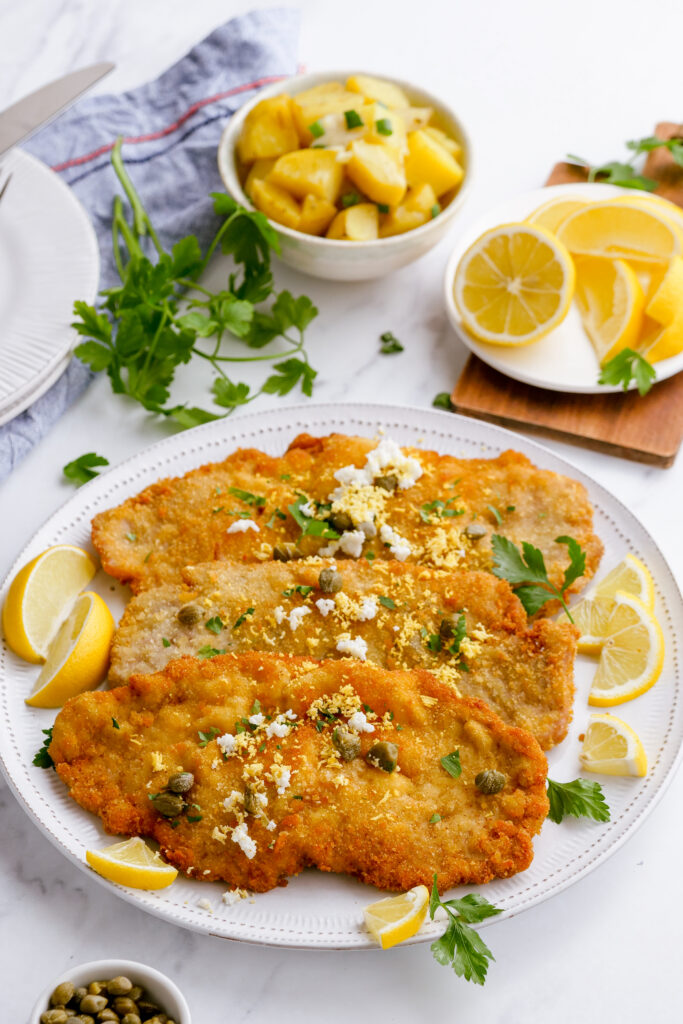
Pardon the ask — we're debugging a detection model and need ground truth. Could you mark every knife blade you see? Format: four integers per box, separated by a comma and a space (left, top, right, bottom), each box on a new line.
0, 62, 115, 157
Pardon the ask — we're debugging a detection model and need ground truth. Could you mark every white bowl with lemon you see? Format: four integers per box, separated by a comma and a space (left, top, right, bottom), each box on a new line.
444, 182, 683, 393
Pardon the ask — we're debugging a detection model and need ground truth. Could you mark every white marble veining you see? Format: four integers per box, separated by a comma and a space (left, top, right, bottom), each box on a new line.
1, 1, 683, 1020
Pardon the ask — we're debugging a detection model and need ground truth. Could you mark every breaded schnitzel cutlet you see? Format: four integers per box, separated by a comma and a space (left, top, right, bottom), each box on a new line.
50, 652, 549, 893
92, 433, 603, 599
109, 560, 577, 750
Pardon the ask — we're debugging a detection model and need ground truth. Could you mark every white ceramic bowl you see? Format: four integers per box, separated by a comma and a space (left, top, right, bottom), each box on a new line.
29, 959, 191, 1024
217, 70, 472, 281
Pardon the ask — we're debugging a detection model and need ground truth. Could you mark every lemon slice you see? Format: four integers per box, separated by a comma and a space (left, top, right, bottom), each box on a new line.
640, 256, 683, 362
556, 200, 683, 263
579, 712, 647, 776
610, 192, 683, 234
574, 257, 646, 363
25, 591, 115, 708
364, 884, 429, 949
587, 590, 664, 706
453, 223, 575, 346
86, 837, 178, 889
571, 555, 655, 653
2, 545, 96, 662
527, 195, 588, 233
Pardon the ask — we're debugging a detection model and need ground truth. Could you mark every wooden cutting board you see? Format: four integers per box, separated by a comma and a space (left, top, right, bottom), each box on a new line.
451, 124, 683, 467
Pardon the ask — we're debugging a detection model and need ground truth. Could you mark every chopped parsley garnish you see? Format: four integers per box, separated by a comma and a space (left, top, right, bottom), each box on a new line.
433, 392, 453, 411
420, 498, 464, 522
280, 473, 292, 481
547, 778, 610, 824
289, 495, 339, 540
267, 507, 287, 529
33, 728, 55, 769
197, 645, 226, 659
375, 117, 393, 135
125, 532, 137, 543
251, 699, 261, 714
205, 615, 224, 634
341, 191, 362, 208
598, 347, 656, 396
282, 585, 314, 598
506, 505, 516, 512
308, 120, 325, 139
112, 718, 120, 729
487, 505, 503, 525
377, 202, 390, 214
440, 750, 462, 778
365, 550, 375, 560
378, 595, 396, 609
491, 534, 586, 622
380, 331, 404, 354
293, 794, 304, 799
344, 109, 364, 129
211, 506, 224, 514
228, 487, 266, 507
197, 727, 221, 747
429, 876, 502, 984
233, 607, 255, 630
430, 203, 440, 218
162, 637, 171, 647
144, 551, 152, 562
429, 813, 442, 824
63, 452, 109, 486
187, 814, 203, 823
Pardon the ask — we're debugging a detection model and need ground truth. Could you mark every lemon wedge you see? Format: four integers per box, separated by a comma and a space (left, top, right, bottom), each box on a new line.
86, 837, 178, 889
556, 200, 683, 263
579, 712, 647, 777
453, 223, 575, 346
364, 884, 429, 949
2, 545, 96, 662
571, 555, 655, 653
574, 256, 645, 363
527, 195, 588, 234
640, 256, 683, 362
587, 590, 664, 706
25, 591, 115, 708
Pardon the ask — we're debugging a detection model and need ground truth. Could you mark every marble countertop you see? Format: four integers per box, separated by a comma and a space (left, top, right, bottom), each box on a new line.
1, 1, 682, 1021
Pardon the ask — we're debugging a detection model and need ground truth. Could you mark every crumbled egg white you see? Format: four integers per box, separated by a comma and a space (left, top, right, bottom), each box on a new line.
223, 790, 244, 812
274, 605, 285, 624
335, 633, 368, 661
217, 733, 237, 757
347, 711, 375, 733
222, 888, 249, 906
265, 711, 297, 739
226, 519, 260, 534
288, 606, 311, 631
231, 822, 257, 860
315, 598, 336, 617
380, 523, 412, 561
197, 898, 214, 912
248, 712, 265, 727
270, 764, 292, 795
299, 500, 316, 517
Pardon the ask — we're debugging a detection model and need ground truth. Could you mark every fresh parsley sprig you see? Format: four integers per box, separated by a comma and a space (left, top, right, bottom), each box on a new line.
429, 876, 502, 985
598, 348, 656, 396
491, 534, 586, 622
63, 452, 110, 486
547, 778, 610, 824
566, 133, 683, 191
33, 727, 55, 769
72, 138, 319, 431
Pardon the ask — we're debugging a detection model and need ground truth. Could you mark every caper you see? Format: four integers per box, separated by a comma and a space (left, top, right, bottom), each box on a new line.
79, 1017, 95, 1024
74, 989, 88, 1004
106, 977, 132, 997
65, 1018, 82, 1024
41, 1012, 69, 1024
318, 568, 343, 594
98, 1012, 119, 1022
439, 614, 462, 641
465, 522, 488, 540
475, 769, 507, 795
177, 603, 202, 626
113, 1000, 138, 1017
373, 473, 398, 493
366, 741, 398, 773
128, 988, 143, 1003
136, 1003, 160, 1018
244, 784, 260, 815
150, 791, 186, 817
80, 997, 108, 1015
328, 510, 353, 533
121, 1016, 141, 1024
88, 983, 107, 996
167, 771, 194, 794
273, 542, 301, 562
332, 726, 361, 762
51, 983, 75, 1007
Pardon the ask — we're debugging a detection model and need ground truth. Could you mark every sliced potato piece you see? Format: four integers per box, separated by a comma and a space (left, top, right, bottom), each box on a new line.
424, 125, 462, 159
250, 178, 301, 230
346, 139, 406, 207
404, 129, 464, 197
269, 149, 344, 203
237, 96, 299, 164
346, 74, 410, 110
327, 203, 379, 240
364, 105, 408, 155
299, 194, 338, 235
399, 107, 434, 132
244, 158, 276, 200
379, 183, 438, 237
292, 89, 364, 145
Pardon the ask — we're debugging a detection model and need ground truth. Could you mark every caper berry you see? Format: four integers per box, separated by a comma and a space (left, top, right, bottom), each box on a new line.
373, 473, 398, 492
106, 977, 132, 997
80, 997, 108, 1015
113, 1000, 138, 1017
167, 771, 194, 794
98, 1012, 119, 1022
177, 603, 202, 626
332, 726, 361, 762
366, 741, 398, 773
328, 510, 354, 533
273, 542, 301, 562
244, 784, 260, 815
51, 983, 75, 1007
128, 988, 143, 1003
318, 568, 343, 594
41, 1012, 68, 1024
121, 1016, 141, 1024
475, 769, 507, 795
465, 522, 488, 540
150, 791, 186, 817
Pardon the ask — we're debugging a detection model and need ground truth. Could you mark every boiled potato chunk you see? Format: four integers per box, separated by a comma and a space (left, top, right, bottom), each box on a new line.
379, 183, 438, 237
364, 105, 408, 155
299, 195, 338, 235
269, 149, 344, 203
424, 125, 462, 159
346, 139, 406, 206
346, 74, 410, 110
326, 203, 379, 240
292, 88, 363, 145
250, 178, 301, 230
237, 96, 299, 163
404, 129, 464, 196
244, 158, 276, 200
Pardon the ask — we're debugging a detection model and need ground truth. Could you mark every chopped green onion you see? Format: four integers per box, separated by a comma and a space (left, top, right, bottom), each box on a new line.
308, 120, 324, 139
376, 118, 393, 136
341, 192, 361, 208
344, 109, 364, 129
377, 203, 390, 214
430, 203, 440, 219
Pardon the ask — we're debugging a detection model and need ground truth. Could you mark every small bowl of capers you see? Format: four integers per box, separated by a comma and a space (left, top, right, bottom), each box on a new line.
29, 960, 190, 1024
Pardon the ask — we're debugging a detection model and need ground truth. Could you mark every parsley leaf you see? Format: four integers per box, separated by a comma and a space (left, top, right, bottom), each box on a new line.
197, 727, 221, 747
197, 645, 226, 659
490, 534, 585, 622
440, 750, 462, 778
598, 348, 656, 396
378, 595, 396, 609
282, 585, 313, 598
63, 452, 110, 486
262, 358, 317, 398
433, 392, 454, 411
380, 331, 404, 354
33, 728, 55, 770
205, 616, 224, 634
111, 718, 120, 729
429, 875, 501, 984
546, 778, 610, 824
162, 637, 171, 647
429, 813, 441, 824
233, 608, 255, 630
228, 487, 266, 508
288, 495, 340, 540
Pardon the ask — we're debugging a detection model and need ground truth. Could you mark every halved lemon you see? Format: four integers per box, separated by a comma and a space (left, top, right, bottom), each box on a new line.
556, 200, 683, 263
588, 591, 664, 706
453, 223, 576, 346
25, 591, 114, 708
574, 256, 645, 363
2, 545, 96, 662
86, 837, 178, 889
571, 555, 655, 653
364, 884, 429, 949
579, 712, 647, 776
527, 195, 588, 234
